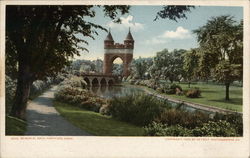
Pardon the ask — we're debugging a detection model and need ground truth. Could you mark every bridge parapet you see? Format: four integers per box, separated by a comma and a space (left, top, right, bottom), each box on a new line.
81, 73, 121, 87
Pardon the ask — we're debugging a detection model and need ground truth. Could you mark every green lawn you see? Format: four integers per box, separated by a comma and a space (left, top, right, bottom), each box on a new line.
54, 101, 144, 136
6, 116, 27, 135
134, 83, 242, 112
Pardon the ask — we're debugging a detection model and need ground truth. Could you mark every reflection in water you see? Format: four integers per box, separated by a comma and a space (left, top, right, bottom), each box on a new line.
90, 86, 144, 99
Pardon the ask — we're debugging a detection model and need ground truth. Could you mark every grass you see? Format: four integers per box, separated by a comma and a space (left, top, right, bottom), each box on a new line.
5, 116, 27, 135
54, 101, 144, 136
131, 82, 242, 112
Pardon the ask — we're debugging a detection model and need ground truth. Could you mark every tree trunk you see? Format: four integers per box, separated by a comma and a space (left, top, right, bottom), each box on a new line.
10, 64, 33, 120
188, 81, 191, 88
225, 82, 230, 101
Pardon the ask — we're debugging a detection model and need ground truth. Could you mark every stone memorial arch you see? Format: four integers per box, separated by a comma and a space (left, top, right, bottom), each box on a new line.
103, 28, 134, 77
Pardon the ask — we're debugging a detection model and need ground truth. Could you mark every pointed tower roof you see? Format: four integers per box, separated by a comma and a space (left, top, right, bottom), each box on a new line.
105, 28, 114, 41
125, 28, 134, 41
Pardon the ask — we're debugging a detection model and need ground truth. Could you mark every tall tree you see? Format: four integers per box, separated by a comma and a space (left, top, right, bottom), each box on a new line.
150, 49, 185, 83
193, 16, 243, 100
183, 48, 199, 87
6, 5, 130, 119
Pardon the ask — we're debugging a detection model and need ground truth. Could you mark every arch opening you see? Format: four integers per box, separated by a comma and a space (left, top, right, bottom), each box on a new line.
108, 79, 114, 86
100, 78, 107, 86
112, 57, 124, 76
92, 78, 99, 87
84, 77, 90, 86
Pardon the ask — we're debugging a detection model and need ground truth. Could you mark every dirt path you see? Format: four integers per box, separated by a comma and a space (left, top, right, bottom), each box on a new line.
25, 86, 91, 136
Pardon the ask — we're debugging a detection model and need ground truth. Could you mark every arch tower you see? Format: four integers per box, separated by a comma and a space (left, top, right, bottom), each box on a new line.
103, 28, 134, 77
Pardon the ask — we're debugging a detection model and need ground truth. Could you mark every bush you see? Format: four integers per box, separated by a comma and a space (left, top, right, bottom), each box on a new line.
192, 120, 237, 136
144, 120, 238, 137
161, 83, 182, 95
144, 122, 192, 136
185, 88, 201, 98
108, 94, 171, 126
55, 86, 106, 112
144, 122, 169, 136
59, 76, 87, 89
213, 113, 243, 136
30, 80, 51, 98
5, 76, 17, 114
155, 109, 209, 129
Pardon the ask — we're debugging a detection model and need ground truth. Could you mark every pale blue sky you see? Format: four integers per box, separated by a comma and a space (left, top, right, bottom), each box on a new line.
75, 6, 243, 61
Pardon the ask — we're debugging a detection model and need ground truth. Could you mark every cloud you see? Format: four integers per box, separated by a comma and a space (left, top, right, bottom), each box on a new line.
161, 26, 192, 39
145, 26, 192, 45
107, 15, 144, 31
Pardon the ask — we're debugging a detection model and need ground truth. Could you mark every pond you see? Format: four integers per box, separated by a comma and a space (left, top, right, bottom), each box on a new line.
89, 85, 215, 116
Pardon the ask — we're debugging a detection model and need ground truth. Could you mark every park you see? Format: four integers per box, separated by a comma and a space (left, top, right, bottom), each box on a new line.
5, 5, 243, 137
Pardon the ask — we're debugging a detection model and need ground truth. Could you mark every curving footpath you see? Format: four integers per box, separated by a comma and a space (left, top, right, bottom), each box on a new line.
25, 86, 91, 136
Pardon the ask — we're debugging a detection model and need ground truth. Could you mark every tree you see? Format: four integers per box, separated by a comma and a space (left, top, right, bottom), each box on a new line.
194, 16, 243, 100
183, 49, 199, 87
151, 49, 185, 83
155, 6, 195, 21
6, 5, 130, 119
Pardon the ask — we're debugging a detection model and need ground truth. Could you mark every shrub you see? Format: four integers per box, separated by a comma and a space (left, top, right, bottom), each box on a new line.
192, 120, 237, 136
108, 94, 171, 126
5, 76, 17, 114
185, 88, 201, 98
161, 83, 182, 95
213, 113, 243, 136
144, 120, 238, 137
144, 122, 192, 136
155, 109, 209, 129
55, 86, 106, 112
144, 122, 169, 136
30, 80, 51, 98
59, 76, 87, 89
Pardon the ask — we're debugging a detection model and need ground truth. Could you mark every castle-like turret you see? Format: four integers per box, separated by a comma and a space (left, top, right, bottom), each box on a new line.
104, 29, 114, 49
103, 28, 134, 77
124, 28, 134, 49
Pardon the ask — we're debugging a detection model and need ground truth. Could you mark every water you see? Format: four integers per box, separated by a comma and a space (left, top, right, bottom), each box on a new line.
89, 85, 144, 99
90, 85, 214, 115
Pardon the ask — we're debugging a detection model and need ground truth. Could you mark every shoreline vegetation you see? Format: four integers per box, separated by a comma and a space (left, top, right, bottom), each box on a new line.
124, 83, 242, 114
122, 81, 242, 113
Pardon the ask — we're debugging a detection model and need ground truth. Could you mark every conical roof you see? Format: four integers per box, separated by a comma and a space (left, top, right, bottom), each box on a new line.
125, 28, 134, 41
105, 29, 114, 41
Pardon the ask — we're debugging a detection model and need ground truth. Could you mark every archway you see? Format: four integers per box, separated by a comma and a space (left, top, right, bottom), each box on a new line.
84, 77, 90, 86
112, 57, 124, 76
92, 78, 99, 87
103, 54, 133, 77
100, 78, 107, 86
108, 79, 114, 86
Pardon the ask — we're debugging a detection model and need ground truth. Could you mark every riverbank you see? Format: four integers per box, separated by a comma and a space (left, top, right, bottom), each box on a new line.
125, 83, 242, 115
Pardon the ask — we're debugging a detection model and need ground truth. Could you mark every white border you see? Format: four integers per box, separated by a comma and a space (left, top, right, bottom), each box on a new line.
0, 1, 249, 158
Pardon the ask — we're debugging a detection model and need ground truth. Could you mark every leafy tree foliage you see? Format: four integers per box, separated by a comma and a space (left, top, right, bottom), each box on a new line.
131, 57, 153, 79
183, 49, 199, 87
155, 6, 195, 21
193, 16, 243, 100
150, 49, 186, 83
6, 5, 130, 119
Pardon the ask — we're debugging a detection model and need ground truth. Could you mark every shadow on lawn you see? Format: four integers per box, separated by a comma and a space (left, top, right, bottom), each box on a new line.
208, 98, 242, 106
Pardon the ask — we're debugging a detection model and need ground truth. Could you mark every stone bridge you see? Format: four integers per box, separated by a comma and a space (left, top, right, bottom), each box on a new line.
81, 73, 120, 87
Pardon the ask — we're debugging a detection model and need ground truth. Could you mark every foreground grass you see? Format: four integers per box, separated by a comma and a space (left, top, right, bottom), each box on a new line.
6, 116, 27, 135
131, 82, 242, 112
54, 101, 144, 136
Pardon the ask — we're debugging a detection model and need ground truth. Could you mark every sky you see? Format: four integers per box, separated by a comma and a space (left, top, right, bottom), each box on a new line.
75, 6, 243, 62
